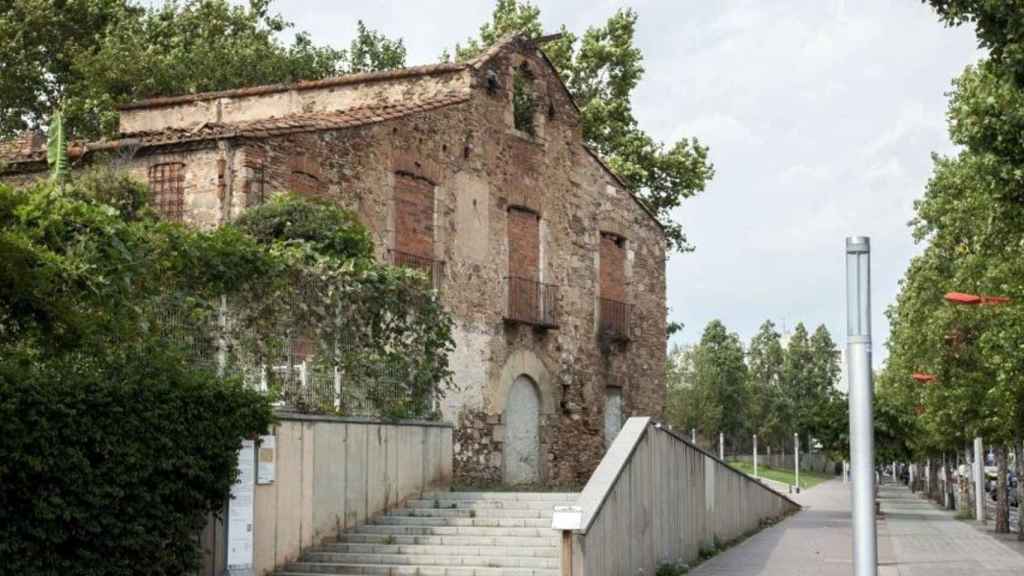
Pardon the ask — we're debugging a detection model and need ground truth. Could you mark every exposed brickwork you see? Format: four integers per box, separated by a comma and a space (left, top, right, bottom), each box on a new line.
507, 208, 539, 281
394, 175, 434, 258
599, 233, 626, 302
1, 37, 668, 487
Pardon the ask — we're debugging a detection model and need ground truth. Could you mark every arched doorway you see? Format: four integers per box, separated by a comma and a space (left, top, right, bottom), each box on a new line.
504, 375, 540, 484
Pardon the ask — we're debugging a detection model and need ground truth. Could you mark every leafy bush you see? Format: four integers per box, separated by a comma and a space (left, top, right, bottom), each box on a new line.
0, 348, 272, 575
235, 192, 373, 262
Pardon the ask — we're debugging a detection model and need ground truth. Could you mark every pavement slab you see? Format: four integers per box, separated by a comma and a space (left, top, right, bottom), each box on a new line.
689, 478, 1024, 575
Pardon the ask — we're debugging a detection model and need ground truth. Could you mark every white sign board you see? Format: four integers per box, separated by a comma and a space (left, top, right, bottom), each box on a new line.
257, 434, 275, 485
227, 440, 255, 576
550, 505, 582, 530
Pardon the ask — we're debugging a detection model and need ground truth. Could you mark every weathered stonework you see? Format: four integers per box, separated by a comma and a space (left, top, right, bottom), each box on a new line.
1, 37, 668, 487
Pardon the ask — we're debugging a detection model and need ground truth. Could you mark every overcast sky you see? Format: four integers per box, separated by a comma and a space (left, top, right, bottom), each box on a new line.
279, 0, 980, 362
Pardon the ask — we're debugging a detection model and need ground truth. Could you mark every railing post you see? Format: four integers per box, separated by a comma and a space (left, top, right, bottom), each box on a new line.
753, 434, 759, 478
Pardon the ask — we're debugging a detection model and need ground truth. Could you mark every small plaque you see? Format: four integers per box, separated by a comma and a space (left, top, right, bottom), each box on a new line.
551, 505, 583, 530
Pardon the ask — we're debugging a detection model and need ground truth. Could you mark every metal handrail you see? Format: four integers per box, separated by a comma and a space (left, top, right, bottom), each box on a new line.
505, 275, 559, 327
598, 297, 632, 340
388, 249, 445, 291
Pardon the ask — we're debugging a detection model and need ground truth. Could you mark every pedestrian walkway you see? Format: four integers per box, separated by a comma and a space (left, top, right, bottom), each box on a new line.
689, 478, 1024, 575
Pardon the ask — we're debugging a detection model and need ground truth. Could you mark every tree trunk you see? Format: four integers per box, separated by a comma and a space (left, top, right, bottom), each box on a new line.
1017, 434, 1024, 540
964, 444, 975, 513
930, 458, 941, 504
996, 445, 1010, 533
944, 452, 956, 510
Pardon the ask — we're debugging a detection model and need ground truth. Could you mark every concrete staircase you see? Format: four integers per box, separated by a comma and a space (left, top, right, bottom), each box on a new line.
277, 490, 578, 576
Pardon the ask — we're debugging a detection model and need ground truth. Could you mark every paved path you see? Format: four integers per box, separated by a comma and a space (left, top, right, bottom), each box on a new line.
689, 479, 1024, 575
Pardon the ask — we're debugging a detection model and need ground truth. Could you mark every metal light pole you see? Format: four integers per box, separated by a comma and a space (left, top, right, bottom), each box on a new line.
974, 436, 985, 522
846, 236, 877, 576
754, 434, 759, 478
794, 433, 800, 493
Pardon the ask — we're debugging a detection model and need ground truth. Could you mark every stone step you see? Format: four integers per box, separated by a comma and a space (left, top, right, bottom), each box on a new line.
425, 492, 577, 502
373, 516, 552, 528
299, 552, 559, 569
333, 533, 558, 547
405, 499, 574, 511
315, 543, 558, 558
281, 563, 558, 576
350, 525, 556, 538
387, 508, 554, 519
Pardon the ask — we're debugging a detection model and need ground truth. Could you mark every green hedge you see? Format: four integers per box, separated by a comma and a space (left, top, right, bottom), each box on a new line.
0, 348, 273, 575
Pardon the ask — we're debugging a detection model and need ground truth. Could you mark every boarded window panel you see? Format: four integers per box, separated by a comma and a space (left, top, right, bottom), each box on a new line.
289, 171, 322, 198
599, 232, 626, 302
148, 163, 185, 221
394, 175, 434, 258
508, 207, 539, 281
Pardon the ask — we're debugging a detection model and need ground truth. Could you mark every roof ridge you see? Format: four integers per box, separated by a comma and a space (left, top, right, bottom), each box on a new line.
118, 61, 469, 111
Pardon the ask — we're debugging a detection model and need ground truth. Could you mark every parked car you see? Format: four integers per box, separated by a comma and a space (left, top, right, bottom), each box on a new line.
989, 473, 1019, 508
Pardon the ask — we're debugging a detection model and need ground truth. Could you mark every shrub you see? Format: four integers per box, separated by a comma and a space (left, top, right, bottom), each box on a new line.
0, 347, 273, 575
234, 192, 373, 262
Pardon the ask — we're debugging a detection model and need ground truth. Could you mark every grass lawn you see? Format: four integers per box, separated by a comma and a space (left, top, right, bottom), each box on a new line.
727, 460, 833, 490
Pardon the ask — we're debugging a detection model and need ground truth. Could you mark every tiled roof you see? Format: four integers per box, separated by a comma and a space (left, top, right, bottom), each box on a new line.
0, 91, 470, 166
119, 62, 468, 111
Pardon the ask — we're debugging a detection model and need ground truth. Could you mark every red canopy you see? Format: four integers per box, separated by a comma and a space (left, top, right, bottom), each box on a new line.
944, 292, 1011, 305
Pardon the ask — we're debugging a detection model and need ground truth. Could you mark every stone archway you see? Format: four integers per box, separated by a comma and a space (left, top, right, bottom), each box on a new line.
504, 375, 541, 484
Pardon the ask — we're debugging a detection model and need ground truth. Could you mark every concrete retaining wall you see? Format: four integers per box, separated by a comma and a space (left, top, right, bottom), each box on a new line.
202, 413, 453, 576
561, 418, 799, 576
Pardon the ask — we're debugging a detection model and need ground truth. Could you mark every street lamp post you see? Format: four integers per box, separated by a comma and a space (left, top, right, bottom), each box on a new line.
754, 434, 759, 478
794, 433, 800, 493
846, 237, 877, 576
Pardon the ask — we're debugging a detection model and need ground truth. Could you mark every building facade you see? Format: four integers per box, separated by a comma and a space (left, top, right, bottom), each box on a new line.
1, 36, 667, 486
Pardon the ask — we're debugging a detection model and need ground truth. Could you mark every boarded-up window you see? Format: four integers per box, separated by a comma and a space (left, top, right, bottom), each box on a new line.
599, 232, 626, 301
245, 163, 266, 207
148, 162, 185, 221
394, 174, 435, 258
288, 155, 323, 197
508, 207, 539, 280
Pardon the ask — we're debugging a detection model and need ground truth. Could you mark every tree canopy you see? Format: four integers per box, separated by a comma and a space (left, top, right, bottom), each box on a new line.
0, 0, 405, 139
449, 0, 714, 252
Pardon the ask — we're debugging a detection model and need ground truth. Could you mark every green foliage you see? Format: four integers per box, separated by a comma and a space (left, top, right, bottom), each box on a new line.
656, 560, 690, 576
0, 348, 272, 575
235, 193, 374, 263
512, 65, 538, 135
0, 0, 406, 139
666, 318, 845, 457
0, 167, 456, 571
450, 1, 714, 252
46, 110, 68, 184
347, 20, 407, 74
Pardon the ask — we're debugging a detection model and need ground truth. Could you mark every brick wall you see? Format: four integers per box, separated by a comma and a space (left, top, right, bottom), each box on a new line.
507, 207, 539, 280
394, 174, 435, 258
599, 233, 626, 302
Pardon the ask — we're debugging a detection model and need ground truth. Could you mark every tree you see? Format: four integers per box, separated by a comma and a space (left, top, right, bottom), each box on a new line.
1, 0, 406, 139
747, 321, 788, 449
449, 0, 714, 252
689, 320, 749, 452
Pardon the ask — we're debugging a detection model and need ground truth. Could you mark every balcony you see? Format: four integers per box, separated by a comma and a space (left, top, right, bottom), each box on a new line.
599, 297, 632, 341
388, 249, 445, 291
505, 276, 559, 329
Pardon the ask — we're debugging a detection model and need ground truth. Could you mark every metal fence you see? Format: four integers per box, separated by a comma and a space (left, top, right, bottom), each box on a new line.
505, 276, 558, 327
155, 301, 438, 419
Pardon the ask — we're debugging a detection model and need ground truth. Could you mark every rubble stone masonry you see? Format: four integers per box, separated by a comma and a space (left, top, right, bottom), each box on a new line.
1, 38, 667, 487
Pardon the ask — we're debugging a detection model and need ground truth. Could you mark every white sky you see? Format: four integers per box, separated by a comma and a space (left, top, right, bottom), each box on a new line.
278, 0, 980, 361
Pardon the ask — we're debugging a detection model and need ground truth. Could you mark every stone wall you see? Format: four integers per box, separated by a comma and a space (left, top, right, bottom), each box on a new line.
1, 39, 668, 487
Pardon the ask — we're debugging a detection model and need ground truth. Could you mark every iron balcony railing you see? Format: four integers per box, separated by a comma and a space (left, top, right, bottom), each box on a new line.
599, 297, 632, 341
388, 249, 445, 291
505, 276, 559, 328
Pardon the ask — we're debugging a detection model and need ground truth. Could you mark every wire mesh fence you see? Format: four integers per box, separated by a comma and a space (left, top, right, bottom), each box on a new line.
152, 298, 438, 420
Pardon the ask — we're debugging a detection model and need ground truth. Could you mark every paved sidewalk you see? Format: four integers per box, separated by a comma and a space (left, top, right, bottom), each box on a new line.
688, 479, 1024, 575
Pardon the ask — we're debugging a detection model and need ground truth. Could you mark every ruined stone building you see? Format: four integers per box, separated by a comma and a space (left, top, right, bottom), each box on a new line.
0, 36, 667, 486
